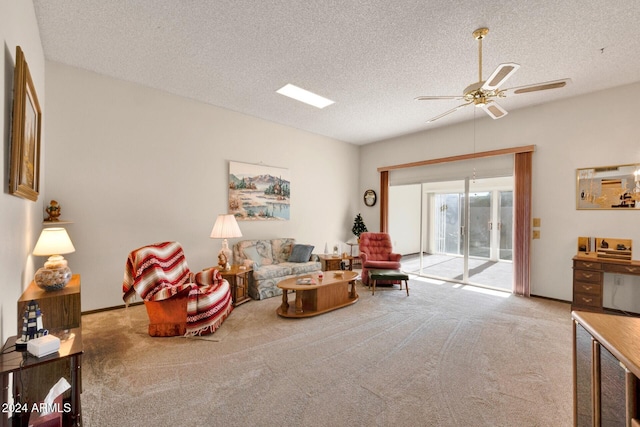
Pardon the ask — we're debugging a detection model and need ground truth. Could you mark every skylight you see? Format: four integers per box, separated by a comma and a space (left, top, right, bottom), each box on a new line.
276, 84, 335, 109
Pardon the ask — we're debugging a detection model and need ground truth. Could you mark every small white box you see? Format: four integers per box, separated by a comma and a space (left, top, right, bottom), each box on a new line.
27, 335, 61, 357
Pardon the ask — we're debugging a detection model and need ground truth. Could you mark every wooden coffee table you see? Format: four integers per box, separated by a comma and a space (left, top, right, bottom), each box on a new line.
276, 270, 359, 318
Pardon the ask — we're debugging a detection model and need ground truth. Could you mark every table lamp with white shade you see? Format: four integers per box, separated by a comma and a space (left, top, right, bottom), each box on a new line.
210, 214, 242, 270
32, 227, 76, 291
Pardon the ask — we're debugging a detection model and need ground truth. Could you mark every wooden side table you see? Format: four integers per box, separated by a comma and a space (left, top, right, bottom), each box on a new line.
17, 274, 81, 334
11, 275, 82, 423
346, 242, 361, 269
318, 254, 354, 271
212, 265, 252, 306
1, 328, 83, 426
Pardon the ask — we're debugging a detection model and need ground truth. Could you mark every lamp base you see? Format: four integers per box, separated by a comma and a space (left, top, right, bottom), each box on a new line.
217, 239, 233, 271
34, 266, 72, 291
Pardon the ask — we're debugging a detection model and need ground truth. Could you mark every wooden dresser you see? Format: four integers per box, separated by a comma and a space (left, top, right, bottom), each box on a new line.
572, 256, 640, 312
572, 311, 640, 426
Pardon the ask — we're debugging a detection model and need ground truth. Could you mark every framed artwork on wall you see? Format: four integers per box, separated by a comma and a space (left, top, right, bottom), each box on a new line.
9, 46, 42, 202
228, 161, 290, 221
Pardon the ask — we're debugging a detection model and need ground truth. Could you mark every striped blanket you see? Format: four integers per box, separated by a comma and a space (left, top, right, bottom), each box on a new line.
123, 241, 233, 336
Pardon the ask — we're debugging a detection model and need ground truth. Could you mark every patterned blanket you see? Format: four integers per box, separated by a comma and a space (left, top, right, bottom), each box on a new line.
123, 241, 233, 336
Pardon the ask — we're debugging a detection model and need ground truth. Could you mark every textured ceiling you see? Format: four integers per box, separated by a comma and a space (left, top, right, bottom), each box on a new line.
33, 0, 640, 145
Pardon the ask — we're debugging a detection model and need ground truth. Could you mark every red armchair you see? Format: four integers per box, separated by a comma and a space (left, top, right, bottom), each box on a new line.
358, 232, 402, 285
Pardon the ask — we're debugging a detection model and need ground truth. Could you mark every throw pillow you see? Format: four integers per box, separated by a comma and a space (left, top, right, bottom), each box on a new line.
288, 244, 314, 263
243, 246, 262, 267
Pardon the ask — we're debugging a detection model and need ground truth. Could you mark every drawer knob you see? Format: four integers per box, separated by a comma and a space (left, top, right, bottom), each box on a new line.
625, 267, 638, 273
583, 273, 593, 278
584, 263, 593, 268
583, 285, 592, 291
582, 298, 593, 303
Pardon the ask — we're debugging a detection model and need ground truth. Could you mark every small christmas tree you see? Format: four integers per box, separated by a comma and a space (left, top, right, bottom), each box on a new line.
351, 213, 368, 239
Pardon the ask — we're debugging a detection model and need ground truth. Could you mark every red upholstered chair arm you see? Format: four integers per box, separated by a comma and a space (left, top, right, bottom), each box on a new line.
360, 252, 370, 264
389, 253, 402, 262
361, 252, 401, 264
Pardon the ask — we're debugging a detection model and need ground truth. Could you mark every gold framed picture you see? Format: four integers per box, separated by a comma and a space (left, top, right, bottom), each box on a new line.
9, 46, 41, 202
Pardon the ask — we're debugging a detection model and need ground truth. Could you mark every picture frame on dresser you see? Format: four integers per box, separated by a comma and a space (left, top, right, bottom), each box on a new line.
9, 46, 42, 202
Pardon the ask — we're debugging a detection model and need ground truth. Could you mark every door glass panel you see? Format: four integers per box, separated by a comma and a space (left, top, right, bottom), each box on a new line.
435, 193, 462, 255
468, 191, 491, 258
423, 182, 465, 282
499, 191, 513, 261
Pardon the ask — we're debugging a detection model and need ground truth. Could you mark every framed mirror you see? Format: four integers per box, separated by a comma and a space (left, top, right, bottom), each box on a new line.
576, 163, 640, 209
363, 189, 377, 207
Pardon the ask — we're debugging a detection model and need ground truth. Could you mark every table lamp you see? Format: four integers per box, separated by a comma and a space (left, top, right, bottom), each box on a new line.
32, 227, 76, 291
210, 214, 242, 270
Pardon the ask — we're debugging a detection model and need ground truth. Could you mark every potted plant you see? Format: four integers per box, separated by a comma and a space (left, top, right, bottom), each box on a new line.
351, 213, 368, 242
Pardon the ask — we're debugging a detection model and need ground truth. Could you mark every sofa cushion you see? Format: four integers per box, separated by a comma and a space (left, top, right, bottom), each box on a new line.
271, 238, 296, 263
253, 264, 293, 281
243, 246, 263, 267
238, 240, 273, 266
280, 261, 321, 276
288, 244, 314, 262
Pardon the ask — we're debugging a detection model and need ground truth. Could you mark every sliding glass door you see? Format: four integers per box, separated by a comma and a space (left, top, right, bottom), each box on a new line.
395, 176, 513, 291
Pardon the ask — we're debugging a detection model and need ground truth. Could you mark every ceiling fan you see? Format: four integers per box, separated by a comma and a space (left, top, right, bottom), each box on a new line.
415, 27, 570, 123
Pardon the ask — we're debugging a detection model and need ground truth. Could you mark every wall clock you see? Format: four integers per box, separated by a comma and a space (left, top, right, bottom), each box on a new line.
363, 189, 377, 207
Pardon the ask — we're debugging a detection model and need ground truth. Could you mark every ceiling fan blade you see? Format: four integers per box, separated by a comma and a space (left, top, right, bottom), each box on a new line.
426, 102, 473, 123
481, 63, 520, 91
415, 95, 464, 101
480, 101, 508, 120
503, 78, 571, 95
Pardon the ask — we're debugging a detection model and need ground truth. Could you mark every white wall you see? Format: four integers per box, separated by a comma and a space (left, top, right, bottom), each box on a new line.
388, 184, 421, 254
0, 1, 45, 343
44, 62, 360, 311
360, 82, 640, 312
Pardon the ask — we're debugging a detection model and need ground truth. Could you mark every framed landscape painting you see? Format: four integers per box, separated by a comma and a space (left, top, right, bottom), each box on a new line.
229, 161, 290, 221
10, 46, 41, 202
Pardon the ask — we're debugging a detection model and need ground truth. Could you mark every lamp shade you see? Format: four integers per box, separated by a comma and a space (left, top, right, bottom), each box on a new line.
210, 214, 242, 239
33, 227, 75, 256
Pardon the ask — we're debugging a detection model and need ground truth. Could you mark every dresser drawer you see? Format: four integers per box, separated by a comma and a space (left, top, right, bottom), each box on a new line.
605, 263, 640, 275
573, 269, 602, 283
574, 281, 601, 296
573, 292, 603, 309
574, 260, 602, 270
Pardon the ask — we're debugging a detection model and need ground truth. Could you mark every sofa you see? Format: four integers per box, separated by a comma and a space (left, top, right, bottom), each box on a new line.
233, 238, 321, 300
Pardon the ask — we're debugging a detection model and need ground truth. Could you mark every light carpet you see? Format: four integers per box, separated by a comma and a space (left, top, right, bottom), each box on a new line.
80, 277, 573, 427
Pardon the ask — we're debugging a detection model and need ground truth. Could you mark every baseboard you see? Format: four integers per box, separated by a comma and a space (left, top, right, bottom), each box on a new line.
82, 301, 143, 316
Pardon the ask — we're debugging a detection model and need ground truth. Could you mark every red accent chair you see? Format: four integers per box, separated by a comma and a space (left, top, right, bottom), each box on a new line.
358, 232, 402, 286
